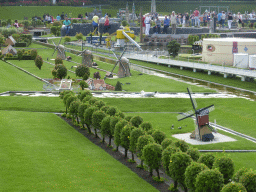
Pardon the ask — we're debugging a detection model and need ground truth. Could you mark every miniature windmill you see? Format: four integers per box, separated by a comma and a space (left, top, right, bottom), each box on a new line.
78, 49, 93, 67
177, 88, 215, 141
105, 47, 131, 79
52, 38, 66, 60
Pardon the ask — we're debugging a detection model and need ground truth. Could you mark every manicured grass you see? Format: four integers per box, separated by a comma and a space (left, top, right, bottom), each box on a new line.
0, 111, 158, 192
0, 61, 44, 93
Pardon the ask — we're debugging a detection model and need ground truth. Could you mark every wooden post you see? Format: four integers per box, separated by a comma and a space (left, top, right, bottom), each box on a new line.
140, 7, 143, 43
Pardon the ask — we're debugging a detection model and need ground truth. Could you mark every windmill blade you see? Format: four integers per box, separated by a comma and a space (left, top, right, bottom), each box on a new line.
78, 50, 86, 56
112, 50, 119, 60
198, 104, 214, 116
177, 112, 196, 121
57, 37, 62, 46
52, 47, 57, 56
52, 40, 56, 46
119, 59, 127, 73
187, 87, 197, 109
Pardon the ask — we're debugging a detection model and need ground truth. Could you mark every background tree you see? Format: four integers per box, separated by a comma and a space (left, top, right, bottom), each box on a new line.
114, 119, 128, 151
129, 128, 145, 161
100, 116, 112, 146
34, 55, 43, 70
78, 90, 92, 101
115, 81, 122, 91
78, 102, 89, 129
56, 64, 67, 79
79, 81, 88, 90
92, 110, 106, 139
197, 153, 215, 169
221, 182, 247, 192
120, 124, 135, 158
143, 143, 162, 179
161, 146, 181, 175
84, 106, 98, 134
75, 65, 90, 80
63, 92, 75, 113
130, 115, 143, 128
169, 152, 192, 192
184, 162, 208, 192
167, 40, 180, 58
152, 130, 166, 144
161, 138, 172, 150
69, 99, 81, 123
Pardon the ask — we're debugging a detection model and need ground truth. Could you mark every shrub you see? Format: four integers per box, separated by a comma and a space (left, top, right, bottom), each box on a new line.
79, 81, 88, 90
114, 119, 128, 151
184, 162, 208, 192
143, 143, 162, 179
161, 138, 172, 150
129, 128, 145, 160
240, 170, 256, 192
221, 182, 247, 192
140, 122, 153, 132
167, 40, 180, 58
94, 100, 106, 109
6, 53, 13, 58
100, 105, 110, 113
56, 64, 67, 79
53, 21, 62, 27
115, 111, 125, 118
84, 106, 98, 134
125, 115, 133, 122
78, 102, 89, 129
174, 140, 189, 152
121, 20, 129, 27
75, 32, 83, 40
66, 95, 77, 112
34, 55, 43, 70
213, 156, 235, 184
55, 57, 63, 65
88, 97, 98, 105
110, 116, 120, 135
64, 36, 71, 42
115, 81, 122, 91
69, 99, 81, 123
63, 92, 75, 113
93, 71, 101, 79
130, 115, 143, 128
75, 65, 90, 79
106, 106, 118, 116
30, 49, 37, 60
233, 167, 249, 183
78, 90, 92, 101
120, 124, 135, 158
152, 130, 166, 144
52, 69, 57, 78
195, 169, 224, 192
137, 135, 155, 167
50, 26, 60, 36
100, 115, 112, 145
162, 146, 181, 175
187, 148, 200, 161
72, 19, 78, 24
198, 153, 215, 169
92, 110, 106, 139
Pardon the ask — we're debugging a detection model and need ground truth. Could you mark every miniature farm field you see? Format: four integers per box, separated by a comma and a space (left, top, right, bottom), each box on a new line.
0, 110, 158, 192
129, 59, 256, 92
0, 61, 44, 93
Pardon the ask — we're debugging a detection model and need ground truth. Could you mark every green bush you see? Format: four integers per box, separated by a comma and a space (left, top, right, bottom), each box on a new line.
115, 81, 122, 91
94, 100, 106, 109
140, 122, 153, 132
184, 162, 208, 192
50, 26, 61, 36
64, 36, 71, 42
63, 92, 75, 113
213, 156, 235, 184
130, 115, 143, 128
197, 153, 215, 169
56, 64, 67, 79
195, 169, 224, 192
161, 138, 172, 150
69, 99, 81, 123
240, 171, 256, 192
129, 128, 145, 160
100, 115, 112, 145
162, 146, 181, 175
34, 55, 43, 70
93, 71, 101, 79
174, 140, 189, 152
125, 116, 133, 122
78, 102, 90, 129
78, 90, 92, 101
6, 53, 13, 58
121, 20, 129, 27
84, 106, 98, 134
152, 130, 166, 144
53, 21, 62, 27
92, 110, 106, 138
100, 105, 110, 113
143, 143, 163, 179
55, 57, 63, 65
114, 119, 128, 151
66, 95, 77, 111
88, 97, 98, 105
75, 65, 90, 79
72, 19, 78, 24
233, 167, 249, 183
30, 49, 38, 60
221, 182, 247, 192
167, 40, 180, 58
79, 81, 88, 90
75, 32, 83, 40
106, 106, 118, 116
120, 124, 135, 157
169, 152, 192, 191
187, 148, 200, 161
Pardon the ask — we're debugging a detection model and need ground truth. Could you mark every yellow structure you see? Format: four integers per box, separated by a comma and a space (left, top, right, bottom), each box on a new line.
115, 27, 135, 48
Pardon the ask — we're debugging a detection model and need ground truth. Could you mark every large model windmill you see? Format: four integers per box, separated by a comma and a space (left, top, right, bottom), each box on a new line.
105, 47, 131, 79
78, 49, 93, 67
52, 38, 66, 60
177, 88, 215, 141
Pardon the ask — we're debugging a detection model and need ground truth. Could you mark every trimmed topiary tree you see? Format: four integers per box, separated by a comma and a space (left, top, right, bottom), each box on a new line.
115, 81, 122, 91
125, 115, 133, 122
143, 143, 163, 179
130, 116, 143, 128
140, 122, 153, 132
152, 130, 166, 144
84, 106, 98, 134
197, 153, 215, 169
69, 99, 81, 123
34, 55, 43, 70
66, 95, 77, 113
115, 111, 125, 118
174, 140, 189, 152
195, 169, 224, 192
78, 102, 89, 129
56, 64, 67, 79
221, 182, 247, 192
213, 156, 235, 184
78, 90, 92, 101
114, 119, 128, 151
94, 100, 106, 109
137, 135, 155, 168
120, 124, 135, 158
92, 110, 106, 139
185, 162, 209, 192
162, 146, 181, 175
233, 167, 249, 183
75, 65, 90, 80
169, 152, 192, 192
63, 92, 75, 113
55, 57, 63, 65
79, 81, 88, 90
101, 105, 110, 113
30, 49, 38, 60
101, 115, 112, 146
161, 138, 173, 150
187, 148, 200, 161
88, 97, 98, 105
129, 128, 145, 161
240, 170, 256, 192
106, 106, 118, 116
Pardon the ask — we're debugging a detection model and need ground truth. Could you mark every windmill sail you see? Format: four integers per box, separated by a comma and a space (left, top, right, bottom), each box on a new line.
187, 87, 197, 109
177, 110, 195, 121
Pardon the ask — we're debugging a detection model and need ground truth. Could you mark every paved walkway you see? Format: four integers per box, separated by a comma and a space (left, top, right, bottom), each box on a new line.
125, 53, 256, 81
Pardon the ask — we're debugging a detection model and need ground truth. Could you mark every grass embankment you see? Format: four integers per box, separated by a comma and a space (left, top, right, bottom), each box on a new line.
0, 60, 44, 93
0, 110, 158, 191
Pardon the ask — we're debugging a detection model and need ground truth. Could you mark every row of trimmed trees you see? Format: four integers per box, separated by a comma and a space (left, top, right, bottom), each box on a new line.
60, 90, 256, 192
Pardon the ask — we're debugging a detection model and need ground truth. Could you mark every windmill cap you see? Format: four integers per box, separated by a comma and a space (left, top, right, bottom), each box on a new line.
120, 57, 129, 63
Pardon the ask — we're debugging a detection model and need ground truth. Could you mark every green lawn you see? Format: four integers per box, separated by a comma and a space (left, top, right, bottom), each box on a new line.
0, 111, 158, 192
0, 61, 44, 93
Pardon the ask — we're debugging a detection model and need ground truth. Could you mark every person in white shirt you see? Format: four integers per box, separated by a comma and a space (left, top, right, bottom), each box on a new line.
144, 14, 151, 36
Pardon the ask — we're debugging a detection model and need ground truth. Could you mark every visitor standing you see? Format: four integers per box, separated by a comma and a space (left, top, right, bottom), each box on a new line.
190, 13, 195, 27
61, 12, 65, 20
153, 17, 161, 34
171, 11, 177, 34
56, 14, 61, 21
92, 14, 99, 33
63, 17, 71, 35
182, 14, 186, 27
193, 8, 200, 27
43, 13, 46, 22
144, 14, 151, 36
228, 12, 233, 30
217, 11, 222, 28
221, 11, 226, 28
103, 15, 110, 33
203, 12, 207, 26
142, 15, 146, 34
207, 12, 211, 28
14, 20, 19, 28
237, 12, 243, 29
185, 12, 189, 27
163, 15, 170, 34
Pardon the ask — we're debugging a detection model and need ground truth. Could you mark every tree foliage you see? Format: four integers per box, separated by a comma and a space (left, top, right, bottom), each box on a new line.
186, 148, 200, 161
198, 153, 215, 169
92, 110, 106, 138
114, 119, 128, 151
34, 55, 43, 70
167, 40, 180, 58
174, 140, 189, 152
152, 130, 166, 144
221, 182, 247, 192
120, 124, 134, 157
161, 138, 172, 150
161, 146, 181, 175
140, 122, 153, 132
240, 170, 256, 192
130, 115, 143, 128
